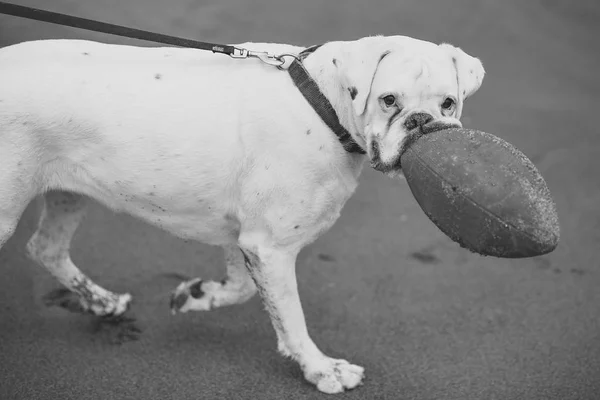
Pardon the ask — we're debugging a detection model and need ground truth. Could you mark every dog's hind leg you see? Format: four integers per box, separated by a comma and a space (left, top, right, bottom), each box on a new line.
27, 191, 132, 316
169, 244, 257, 313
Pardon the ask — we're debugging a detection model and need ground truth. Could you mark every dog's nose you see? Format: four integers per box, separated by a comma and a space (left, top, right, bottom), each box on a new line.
404, 112, 434, 131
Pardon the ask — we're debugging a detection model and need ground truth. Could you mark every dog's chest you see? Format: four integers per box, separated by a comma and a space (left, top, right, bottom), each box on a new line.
242, 154, 363, 247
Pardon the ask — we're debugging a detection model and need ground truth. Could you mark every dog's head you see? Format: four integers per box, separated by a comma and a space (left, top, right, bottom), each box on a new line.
334, 36, 485, 176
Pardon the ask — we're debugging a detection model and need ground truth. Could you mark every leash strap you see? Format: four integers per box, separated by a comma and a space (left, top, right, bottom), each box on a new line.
0, 1, 365, 155
0, 1, 241, 57
288, 58, 366, 155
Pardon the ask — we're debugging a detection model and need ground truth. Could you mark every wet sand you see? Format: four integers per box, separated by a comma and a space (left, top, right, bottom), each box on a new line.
1, 1, 599, 399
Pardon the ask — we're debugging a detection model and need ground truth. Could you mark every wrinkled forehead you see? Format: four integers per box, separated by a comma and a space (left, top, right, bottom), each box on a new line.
371, 50, 458, 98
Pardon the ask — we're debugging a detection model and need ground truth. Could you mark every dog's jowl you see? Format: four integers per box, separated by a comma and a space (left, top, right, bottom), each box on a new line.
0, 35, 483, 393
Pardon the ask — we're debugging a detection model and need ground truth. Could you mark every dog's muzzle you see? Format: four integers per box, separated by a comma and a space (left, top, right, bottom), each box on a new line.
370, 116, 461, 174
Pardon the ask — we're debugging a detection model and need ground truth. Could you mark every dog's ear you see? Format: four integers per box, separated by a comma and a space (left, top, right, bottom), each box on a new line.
334, 38, 392, 116
439, 43, 485, 102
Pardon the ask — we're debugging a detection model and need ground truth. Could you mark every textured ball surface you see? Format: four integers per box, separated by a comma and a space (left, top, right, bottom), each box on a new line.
400, 128, 560, 258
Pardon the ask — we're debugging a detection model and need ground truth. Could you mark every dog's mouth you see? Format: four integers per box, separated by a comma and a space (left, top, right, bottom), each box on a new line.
369, 140, 397, 174
369, 120, 460, 174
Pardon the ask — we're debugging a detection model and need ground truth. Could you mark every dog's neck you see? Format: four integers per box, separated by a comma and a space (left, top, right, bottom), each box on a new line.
301, 43, 367, 157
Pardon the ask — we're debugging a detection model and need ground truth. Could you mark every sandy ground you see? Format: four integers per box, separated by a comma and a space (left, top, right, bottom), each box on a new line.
1, 1, 599, 399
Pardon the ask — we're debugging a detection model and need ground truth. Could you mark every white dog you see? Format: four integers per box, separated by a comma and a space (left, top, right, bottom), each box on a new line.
0, 35, 484, 393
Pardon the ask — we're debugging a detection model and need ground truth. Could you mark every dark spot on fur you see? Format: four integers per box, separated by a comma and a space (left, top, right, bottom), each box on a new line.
410, 250, 440, 264
348, 86, 358, 100
220, 278, 228, 286
148, 192, 155, 196
82, 52, 89, 56
332, 58, 338, 66
155, 73, 162, 80
318, 253, 336, 262
294, 225, 300, 229
189, 280, 204, 298
306, 129, 311, 135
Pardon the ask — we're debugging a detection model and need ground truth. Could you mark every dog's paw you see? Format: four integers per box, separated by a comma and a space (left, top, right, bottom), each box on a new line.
170, 278, 214, 313
303, 358, 365, 394
85, 292, 132, 317
43, 288, 132, 317
170, 277, 256, 313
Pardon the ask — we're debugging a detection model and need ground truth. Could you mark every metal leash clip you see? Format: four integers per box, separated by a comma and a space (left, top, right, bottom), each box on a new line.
229, 47, 299, 70
247, 50, 286, 68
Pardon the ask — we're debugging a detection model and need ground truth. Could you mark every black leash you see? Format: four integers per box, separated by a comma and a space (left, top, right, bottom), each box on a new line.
0, 1, 365, 154
0, 1, 284, 64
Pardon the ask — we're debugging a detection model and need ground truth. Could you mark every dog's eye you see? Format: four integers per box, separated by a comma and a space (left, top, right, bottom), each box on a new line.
441, 98, 455, 112
382, 95, 396, 107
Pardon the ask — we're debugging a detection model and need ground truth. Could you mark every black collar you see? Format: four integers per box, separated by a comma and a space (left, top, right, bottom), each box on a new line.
286, 46, 366, 155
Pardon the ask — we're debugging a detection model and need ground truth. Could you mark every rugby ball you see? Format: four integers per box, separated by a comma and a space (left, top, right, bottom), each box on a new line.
400, 128, 560, 258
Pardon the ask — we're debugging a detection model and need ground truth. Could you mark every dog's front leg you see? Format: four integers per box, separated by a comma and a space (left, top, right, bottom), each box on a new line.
238, 243, 364, 394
